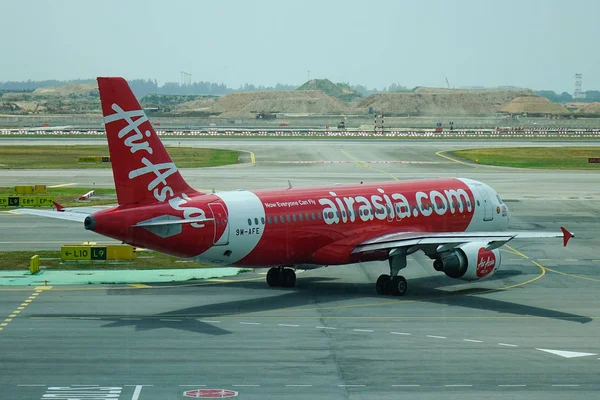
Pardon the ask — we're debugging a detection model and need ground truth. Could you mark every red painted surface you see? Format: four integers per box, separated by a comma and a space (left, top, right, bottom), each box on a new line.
476, 247, 496, 278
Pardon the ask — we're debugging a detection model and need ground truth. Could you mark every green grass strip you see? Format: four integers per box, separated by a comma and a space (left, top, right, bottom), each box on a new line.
451, 147, 600, 169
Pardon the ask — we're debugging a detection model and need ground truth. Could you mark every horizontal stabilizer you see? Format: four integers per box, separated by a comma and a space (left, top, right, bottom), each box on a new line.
133, 217, 214, 227
16, 208, 89, 223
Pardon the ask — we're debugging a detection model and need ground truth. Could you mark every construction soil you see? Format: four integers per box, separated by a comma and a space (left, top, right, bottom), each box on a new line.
356, 88, 534, 115
576, 102, 600, 114
498, 96, 570, 115
32, 83, 98, 96
208, 90, 348, 118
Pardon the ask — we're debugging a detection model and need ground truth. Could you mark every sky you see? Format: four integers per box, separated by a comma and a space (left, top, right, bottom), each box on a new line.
1, 0, 599, 92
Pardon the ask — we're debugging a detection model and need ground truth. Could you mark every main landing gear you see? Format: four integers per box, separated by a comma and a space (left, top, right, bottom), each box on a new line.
266, 267, 296, 288
376, 250, 408, 296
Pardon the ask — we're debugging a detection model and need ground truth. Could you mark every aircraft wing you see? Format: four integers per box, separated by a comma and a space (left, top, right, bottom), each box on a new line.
352, 227, 573, 254
15, 208, 89, 223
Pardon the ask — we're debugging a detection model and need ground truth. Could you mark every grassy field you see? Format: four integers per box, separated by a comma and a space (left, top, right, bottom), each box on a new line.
0, 186, 117, 208
450, 147, 600, 169
0, 145, 239, 169
0, 250, 217, 271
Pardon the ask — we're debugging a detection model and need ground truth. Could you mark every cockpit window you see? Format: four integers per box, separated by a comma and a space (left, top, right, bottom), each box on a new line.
496, 194, 504, 204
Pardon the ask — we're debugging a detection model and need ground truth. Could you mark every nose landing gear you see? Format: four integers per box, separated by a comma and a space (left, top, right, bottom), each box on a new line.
266, 266, 296, 288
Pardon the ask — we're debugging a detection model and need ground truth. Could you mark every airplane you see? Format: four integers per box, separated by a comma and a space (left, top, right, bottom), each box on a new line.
19, 77, 574, 296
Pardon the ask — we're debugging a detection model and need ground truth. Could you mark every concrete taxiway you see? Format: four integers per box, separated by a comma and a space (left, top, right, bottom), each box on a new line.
0, 138, 599, 399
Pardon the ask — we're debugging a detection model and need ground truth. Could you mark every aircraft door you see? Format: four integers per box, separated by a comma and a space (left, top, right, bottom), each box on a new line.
208, 202, 230, 245
475, 185, 494, 221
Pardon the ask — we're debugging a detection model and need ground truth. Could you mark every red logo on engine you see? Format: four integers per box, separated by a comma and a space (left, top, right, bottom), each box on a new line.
476, 248, 496, 277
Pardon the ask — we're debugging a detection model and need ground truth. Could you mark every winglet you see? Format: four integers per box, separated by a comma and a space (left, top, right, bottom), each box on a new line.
53, 201, 65, 212
561, 226, 574, 247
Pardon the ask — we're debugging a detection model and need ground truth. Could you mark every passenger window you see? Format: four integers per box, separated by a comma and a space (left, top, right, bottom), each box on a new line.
317, 212, 322, 219
476, 200, 480, 206
305, 213, 310, 220
311, 213, 316, 220
254, 218, 259, 225
247, 218, 252, 226
286, 215, 291, 222
271, 217, 276, 224
342, 210, 346, 218
299, 214, 304, 221
261, 217, 265, 225
293, 214, 297, 222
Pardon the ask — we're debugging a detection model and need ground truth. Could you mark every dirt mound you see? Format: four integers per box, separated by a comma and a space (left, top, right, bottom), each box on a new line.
33, 83, 98, 97
413, 86, 530, 94
357, 88, 533, 115
209, 91, 348, 118
175, 97, 219, 112
498, 96, 569, 115
297, 79, 362, 101
576, 102, 600, 114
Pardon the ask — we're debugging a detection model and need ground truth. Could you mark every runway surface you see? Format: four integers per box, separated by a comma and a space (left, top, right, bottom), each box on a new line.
1, 138, 599, 399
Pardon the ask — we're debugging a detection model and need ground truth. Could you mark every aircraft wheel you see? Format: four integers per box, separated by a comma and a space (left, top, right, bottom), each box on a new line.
281, 268, 296, 288
266, 267, 281, 287
390, 276, 408, 296
376, 274, 391, 295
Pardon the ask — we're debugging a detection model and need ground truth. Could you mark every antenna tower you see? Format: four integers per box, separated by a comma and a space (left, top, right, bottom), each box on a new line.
574, 73, 585, 99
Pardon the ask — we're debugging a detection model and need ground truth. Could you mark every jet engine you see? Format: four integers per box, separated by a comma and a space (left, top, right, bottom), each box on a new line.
432, 242, 500, 281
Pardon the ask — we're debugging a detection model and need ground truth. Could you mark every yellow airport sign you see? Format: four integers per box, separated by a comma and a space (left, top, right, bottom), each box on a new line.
61, 244, 136, 262
61, 245, 91, 261
14, 186, 34, 195
78, 156, 111, 163
0, 196, 54, 207
34, 185, 46, 194
19, 197, 40, 207
106, 244, 136, 260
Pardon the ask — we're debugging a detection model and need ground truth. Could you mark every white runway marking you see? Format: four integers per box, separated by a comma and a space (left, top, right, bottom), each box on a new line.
463, 339, 483, 343
315, 326, 336, 330
427, 335, 447, 339
240, 322, 261, 325
338, 384, 366, 387
159, 319, 181, 322
232, 384, 260, 387
392, 384, 420, 387
200, 320, 221, 323
131, 385, 144, 400
537, 348, 598, 358
498, 343, 518, 347
498, 384, 527, 387
445, 384, 473, 387
353, 329, 374, 332
390, 332, 411, 335
278, 324, 299, 327
286, 384, 313, 387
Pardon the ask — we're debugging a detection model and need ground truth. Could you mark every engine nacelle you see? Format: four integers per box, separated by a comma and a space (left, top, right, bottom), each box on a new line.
433, 242, 501, 281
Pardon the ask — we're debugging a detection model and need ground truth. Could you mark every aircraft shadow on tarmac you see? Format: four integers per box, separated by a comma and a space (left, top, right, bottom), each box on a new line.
32, 270, 592, 336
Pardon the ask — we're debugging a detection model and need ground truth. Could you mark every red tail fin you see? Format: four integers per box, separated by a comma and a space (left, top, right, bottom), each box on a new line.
97, 77, 197, 205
